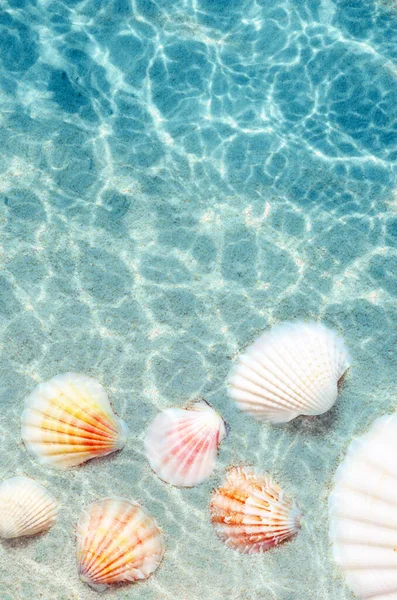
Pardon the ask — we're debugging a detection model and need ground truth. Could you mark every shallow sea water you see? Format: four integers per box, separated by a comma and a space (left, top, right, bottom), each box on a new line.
1, 0, 397, 599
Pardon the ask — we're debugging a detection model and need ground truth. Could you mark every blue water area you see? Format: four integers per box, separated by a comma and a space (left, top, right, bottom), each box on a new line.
0, 0, 397, 599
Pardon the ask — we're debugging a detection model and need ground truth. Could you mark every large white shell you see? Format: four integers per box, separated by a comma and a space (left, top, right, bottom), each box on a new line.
329, 414, 397, 599
210, 466, 301, 554
144, 400, 226, 487
228, 321, 350, 424
21, 372, 128, 469
0, 476, 58, 539
76, 498, 165, 592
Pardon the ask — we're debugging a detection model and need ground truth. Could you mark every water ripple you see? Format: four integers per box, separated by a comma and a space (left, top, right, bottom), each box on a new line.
0, 0, 397, 598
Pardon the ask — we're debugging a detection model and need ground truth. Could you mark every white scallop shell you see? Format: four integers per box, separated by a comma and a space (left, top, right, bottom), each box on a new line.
76, 498, 165, 592
228, 321, 350, 424
21, 372, 128, 469
329, 414, 397, 599
0, 476, 58, 539
144, 400, 226, 487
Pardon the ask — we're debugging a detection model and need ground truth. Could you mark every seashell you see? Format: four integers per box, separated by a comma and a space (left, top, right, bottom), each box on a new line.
21, 373, 128, 469
0, 476, 58, 539
210, 466, 301, 554
144, 400, 226, 487
228, 321, 350, 424
329, 413, 397, 599
76, 498, 165, 592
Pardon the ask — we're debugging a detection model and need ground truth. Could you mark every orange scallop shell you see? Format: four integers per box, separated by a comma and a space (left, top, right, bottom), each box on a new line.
76, 498, 165, 592
21, 373, 128, 469
210, 466, 301, 554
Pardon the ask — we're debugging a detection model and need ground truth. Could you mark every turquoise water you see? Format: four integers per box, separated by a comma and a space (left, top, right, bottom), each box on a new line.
0, 0, 397, 598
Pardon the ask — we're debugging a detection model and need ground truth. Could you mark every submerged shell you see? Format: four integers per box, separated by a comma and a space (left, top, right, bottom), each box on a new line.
210, 466, 301, 554
0, 476, 58, 539
21, 373, 128, 469
76, 498, 165, 592
329, 414, 397, 599
144, 400, 226, 487
228, 321, 350, 424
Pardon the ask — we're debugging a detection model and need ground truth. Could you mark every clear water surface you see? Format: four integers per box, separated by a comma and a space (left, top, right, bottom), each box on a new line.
0, 0, 397, 599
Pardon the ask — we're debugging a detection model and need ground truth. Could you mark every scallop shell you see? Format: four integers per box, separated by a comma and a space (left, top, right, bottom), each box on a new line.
0, 476, 58, 539
144, 400, 226, 487
76, 498, 165, 592
21, 373, 128, 469
228, 321, 350, 424
329, 414, 397, 599
210, 466, 301, 554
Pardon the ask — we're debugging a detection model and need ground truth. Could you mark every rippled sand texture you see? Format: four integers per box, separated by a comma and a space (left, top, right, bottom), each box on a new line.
0, 0, 397, 599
